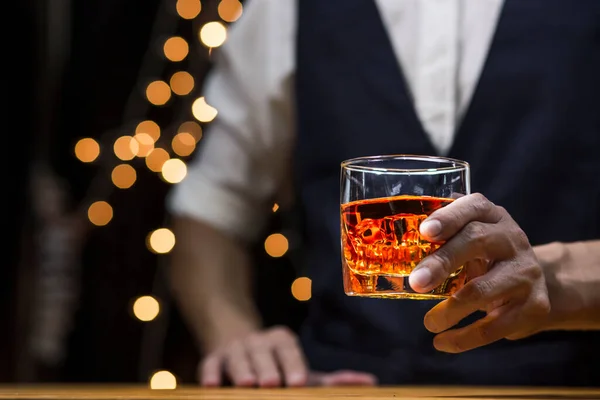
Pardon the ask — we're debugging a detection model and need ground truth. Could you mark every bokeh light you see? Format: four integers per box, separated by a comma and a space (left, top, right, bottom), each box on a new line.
176, 0, 201, 19
192, 97, 218, 122
111, 164, 137, 189
74, 138, 100, 163
148, 228, 176, 254
114, 136, 139, 161
178, 121, 203, 142
199, 21, 227, 48
170, 71, 195, 96
161, 158, 187, 183
291, 277, 312, 301
272, 203, 279, 212
150, 370, 177, 390
145, 148, 170, 172
172, 132, 196, 156
163, 36, 189, 62
264, 233, 289, 257
135, 120, 160, 143
218, 0, 243, 22
146, 80, 171, 106
133, 296, 160, 322
88, 201, 113, 226
134, 133, 155, 157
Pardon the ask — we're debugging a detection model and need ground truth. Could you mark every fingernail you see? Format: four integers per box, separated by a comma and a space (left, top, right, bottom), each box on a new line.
420, 219, 442, 238
433, 337, 455, 353
287, 373, 307, 387
410, 267, 432, 291
423, 314, 440, 333
259, 375, 281, 388
237, 376, 256, 387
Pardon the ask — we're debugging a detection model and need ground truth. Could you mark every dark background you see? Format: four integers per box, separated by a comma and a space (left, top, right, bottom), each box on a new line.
4, 0, 307, 384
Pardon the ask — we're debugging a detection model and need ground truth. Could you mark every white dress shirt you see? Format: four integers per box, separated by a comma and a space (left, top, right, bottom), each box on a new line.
168, 0, 505, 242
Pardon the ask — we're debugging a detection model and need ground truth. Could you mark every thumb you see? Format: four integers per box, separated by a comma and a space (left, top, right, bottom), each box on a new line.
309, 370, 378, 386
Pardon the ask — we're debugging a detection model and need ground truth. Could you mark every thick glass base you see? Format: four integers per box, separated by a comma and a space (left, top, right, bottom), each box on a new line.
346, 290, 449, 300
343, 268, 466, 300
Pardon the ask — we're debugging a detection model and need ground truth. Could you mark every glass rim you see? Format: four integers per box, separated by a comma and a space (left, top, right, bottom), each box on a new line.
340, 154, 470, 175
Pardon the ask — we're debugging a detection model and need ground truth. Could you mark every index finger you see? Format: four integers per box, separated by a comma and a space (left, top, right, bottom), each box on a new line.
274, 339, 309, 387
420, 193, 503, 242
199, 354, 223, 387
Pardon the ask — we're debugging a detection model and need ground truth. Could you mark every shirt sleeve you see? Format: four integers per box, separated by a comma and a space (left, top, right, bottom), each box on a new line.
166, 0, 296, 243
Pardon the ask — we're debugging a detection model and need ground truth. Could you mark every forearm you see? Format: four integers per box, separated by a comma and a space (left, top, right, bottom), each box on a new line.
169, 216, 262, 351
535, 240, 600, 331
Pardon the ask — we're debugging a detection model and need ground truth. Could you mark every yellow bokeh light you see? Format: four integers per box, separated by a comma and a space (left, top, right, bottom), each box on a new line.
146, 80, 171, 106
145, 148, 170, 172
134, 133, 155, 157
176, 0, 201, 19
111, 164, 137, 189
133, 296, 160, 322
163, 36, 189, 62
264, 233, 289, 258
172, 132, 196, 157
178, 121, 203, 142
148, 228, 176, 254
199, 21, 227, 48
192, 97, 218, 122
272, 203, 279, 212
161, 158, 187, 184
88, 201, 113, 226
114, 136, 139, 160
170, 71, 195, 96
135, 120, 160, 143
291, 277, 312, 301
150, 370, 177, 390
74, 138, 100, 163
218, 0, 243, 23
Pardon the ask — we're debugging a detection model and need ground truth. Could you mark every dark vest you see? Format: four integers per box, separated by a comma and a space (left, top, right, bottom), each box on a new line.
294, 0, 600, 386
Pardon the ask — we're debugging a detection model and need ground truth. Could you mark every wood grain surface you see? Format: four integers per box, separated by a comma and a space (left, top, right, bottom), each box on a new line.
0, 385, 598, 400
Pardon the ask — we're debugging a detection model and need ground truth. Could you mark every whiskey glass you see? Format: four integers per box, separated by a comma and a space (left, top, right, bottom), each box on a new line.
340, 155, 470, 299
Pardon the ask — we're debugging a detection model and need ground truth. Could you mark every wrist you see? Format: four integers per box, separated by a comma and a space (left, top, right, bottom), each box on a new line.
536, 241, 600, 331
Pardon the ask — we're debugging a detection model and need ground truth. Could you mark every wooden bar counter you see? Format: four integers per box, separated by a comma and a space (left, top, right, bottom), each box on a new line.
0, 385, 598, 400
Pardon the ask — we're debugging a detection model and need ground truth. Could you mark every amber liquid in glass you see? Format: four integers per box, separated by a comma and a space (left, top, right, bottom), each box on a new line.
341, 195, 466, 299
